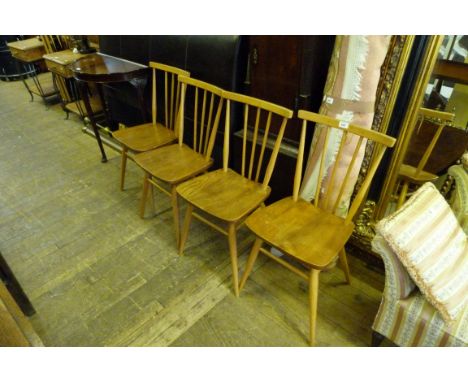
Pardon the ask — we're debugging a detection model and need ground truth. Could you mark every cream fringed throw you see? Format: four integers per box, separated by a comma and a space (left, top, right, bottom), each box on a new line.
300, 35, 391, 217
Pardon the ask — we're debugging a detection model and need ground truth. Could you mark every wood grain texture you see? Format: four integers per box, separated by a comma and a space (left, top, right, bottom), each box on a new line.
177, 169, 271, 223
113, 122, 176, 152
245, 197, 355, 269
135, 144, 212, 184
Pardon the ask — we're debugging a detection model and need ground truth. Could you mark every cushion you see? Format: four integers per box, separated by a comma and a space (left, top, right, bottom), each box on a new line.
376, 182, 468, 324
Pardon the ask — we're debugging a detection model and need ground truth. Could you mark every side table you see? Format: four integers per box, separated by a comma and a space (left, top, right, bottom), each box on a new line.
70, 53, 149, 162
7, 37, 58, 105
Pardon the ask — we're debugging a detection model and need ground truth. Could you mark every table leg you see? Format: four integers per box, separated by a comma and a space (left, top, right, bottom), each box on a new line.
0, 252, 35, 317
77, 80, 108, 163
96, 82, 112, 126
16, 60, 34, 102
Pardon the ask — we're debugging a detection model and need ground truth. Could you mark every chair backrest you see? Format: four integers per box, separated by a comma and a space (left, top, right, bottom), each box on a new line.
411, 107, 455, 176
176, 75, 224, 159
296, 110, 396, 223
41, 35, 72, 54
149, 62, 190, 131
221, 91, 293, 187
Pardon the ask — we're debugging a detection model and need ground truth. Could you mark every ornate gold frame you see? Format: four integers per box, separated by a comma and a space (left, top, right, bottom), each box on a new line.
351, 35, 447, 252
349, 35, 415, 250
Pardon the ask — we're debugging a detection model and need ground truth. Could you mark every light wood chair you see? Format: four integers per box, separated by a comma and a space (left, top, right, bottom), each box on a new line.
134, 75, 224, 247
113, 62, 190, 190
395, 107, 454, 209
238, 110, 396, 346
176, 91, 293, 297
41, 35, 72, 54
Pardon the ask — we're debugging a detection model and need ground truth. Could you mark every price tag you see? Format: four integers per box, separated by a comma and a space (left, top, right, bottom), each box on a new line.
339, 121, 349, 129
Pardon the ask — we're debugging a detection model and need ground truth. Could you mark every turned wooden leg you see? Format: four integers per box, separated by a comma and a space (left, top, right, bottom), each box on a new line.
171, 185, 180, 249
239, 237, 263, 292
120, 147, 128, 191
309, 268, 320, 346
140, 172, 150, 218
371, 330, 385, 347
339, 248, 351, 285
227, 223, 240, 297
179, 203, 193, 255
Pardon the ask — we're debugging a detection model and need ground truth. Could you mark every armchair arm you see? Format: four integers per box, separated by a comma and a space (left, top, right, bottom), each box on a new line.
372, 233, 416, 300
448, 164, 468, 234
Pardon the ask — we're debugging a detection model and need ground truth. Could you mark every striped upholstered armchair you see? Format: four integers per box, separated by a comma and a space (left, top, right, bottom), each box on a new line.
371, 182, 467, 347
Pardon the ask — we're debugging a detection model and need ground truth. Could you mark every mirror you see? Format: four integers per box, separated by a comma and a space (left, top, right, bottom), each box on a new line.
427, 35, 468, 129
376, 35, 468, 221
351, 35, 468, 255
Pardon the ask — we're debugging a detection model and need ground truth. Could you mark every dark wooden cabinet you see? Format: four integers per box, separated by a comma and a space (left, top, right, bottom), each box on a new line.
234, 36, 335, 202
243, 36, 335, 142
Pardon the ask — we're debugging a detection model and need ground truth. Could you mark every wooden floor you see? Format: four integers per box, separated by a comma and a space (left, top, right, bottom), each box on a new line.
0, 76, 389, 347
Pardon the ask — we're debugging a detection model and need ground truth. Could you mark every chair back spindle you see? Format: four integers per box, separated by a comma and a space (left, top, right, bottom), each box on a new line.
296, 110, 396, 222
413, 107, 454, 177
149, 62, 190, 133
176, 75, 224, 159
222, 91, 293, 188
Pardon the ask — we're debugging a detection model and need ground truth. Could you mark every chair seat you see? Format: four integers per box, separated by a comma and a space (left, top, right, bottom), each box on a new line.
134, 144, 213, 184
176, 169, 270, 222
245, 197, 355, 269
112, 122, 176, 152
399, 164, 438, 183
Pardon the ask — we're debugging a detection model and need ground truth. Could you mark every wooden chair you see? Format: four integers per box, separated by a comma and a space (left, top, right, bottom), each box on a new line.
41, 35, 72, 54
134, 75, 224, 247
238, 110, 396, 346
113, 62, 190, 190
395, 107, 454, 209
176, 91, 293, 297
42, 35, 101, 122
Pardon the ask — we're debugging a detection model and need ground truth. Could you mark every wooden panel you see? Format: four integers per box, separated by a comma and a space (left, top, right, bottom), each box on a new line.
0, 281, 42, 346
245, 36, 335, 142
7, 37, 45, 63
44, 49, 88, 78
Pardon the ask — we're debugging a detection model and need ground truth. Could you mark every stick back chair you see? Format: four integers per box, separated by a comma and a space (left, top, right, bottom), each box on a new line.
134, 75, 224, 247
176, 91, 293, 296
113, 62, 190, 190
239, 110, 396, 346
42, 35, 100, 121
395, 107, 454, 209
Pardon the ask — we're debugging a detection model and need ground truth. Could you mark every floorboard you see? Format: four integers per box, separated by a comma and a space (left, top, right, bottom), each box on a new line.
0, 77, 389, 347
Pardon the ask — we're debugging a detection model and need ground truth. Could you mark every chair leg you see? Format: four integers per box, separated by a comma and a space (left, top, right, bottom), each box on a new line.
179, 203, 193, 255
309, 268, 320, 346
140, 172, 150, 218
171, 185, 180, 249
120, 147, 128, 191
338, 248, 351, 285
239, 237, 263, 292
148, 178, 155, 212
371, 330, 385, 347
227, 223, 240, 297
396, 180, 409, 209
